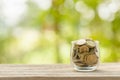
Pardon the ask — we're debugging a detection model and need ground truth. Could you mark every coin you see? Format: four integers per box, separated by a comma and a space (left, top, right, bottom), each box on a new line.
75, 39, 86, 45
79, 45, 89, 53
86, 40, 95, 48
84, 54, 98, 66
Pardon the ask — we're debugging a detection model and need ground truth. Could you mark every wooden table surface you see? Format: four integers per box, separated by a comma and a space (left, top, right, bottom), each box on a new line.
0, 63, 120, 80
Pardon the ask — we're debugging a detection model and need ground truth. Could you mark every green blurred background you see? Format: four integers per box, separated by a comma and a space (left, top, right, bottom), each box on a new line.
0, 0, 120, 64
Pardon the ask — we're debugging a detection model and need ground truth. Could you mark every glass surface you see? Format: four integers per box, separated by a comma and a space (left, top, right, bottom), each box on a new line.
70, 39, 99, 71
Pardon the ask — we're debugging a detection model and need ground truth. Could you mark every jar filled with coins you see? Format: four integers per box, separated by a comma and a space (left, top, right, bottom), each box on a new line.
70, 39, 99, 71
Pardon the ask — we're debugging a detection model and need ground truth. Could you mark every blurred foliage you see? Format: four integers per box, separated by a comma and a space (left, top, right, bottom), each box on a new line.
0, 0, 120, 64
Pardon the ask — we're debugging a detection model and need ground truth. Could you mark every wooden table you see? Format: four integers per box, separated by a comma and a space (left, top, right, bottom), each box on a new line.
0, 63, 120, 80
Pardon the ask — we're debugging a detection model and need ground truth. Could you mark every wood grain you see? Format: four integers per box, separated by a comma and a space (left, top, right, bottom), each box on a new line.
0, 63, 119, 80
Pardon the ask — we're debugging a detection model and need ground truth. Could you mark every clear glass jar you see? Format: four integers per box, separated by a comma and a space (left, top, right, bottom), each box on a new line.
70, 39, 99, 71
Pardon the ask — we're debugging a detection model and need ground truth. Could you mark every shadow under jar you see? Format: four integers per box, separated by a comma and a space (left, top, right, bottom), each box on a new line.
70, 39, 99, 71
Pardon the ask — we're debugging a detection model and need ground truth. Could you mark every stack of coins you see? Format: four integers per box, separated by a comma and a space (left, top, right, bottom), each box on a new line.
72, 39, 98, 67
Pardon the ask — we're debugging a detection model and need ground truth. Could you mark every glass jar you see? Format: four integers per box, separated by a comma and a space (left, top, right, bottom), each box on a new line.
70, 39, 99, 71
